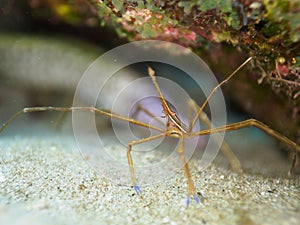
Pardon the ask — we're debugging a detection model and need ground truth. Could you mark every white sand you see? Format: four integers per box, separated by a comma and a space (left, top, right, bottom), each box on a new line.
0, 133, 299, 225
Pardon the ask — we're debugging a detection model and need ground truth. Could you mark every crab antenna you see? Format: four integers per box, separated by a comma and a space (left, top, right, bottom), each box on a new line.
190, 57, 253, 131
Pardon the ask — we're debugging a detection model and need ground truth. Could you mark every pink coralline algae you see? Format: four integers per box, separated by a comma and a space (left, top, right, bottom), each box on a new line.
121, 8, 198, 46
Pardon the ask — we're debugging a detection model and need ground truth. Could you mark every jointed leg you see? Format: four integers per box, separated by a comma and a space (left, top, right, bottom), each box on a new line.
191, 118, 300, 173
0, 106, 170, 194
126, 133, 166, 195
192, 119, 300, 153
188, 99, 243, 173
199, 111, 243, 173
190, 57, 253, 130
177, 137, 200, 205
0, 106, 165, 134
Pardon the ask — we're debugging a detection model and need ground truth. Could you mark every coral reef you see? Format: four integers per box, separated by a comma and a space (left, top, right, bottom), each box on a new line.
93, 0, 300, 100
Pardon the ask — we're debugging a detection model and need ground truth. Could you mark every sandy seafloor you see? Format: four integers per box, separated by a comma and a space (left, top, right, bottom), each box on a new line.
0, 32, 299, 225
0, 126, 299, 225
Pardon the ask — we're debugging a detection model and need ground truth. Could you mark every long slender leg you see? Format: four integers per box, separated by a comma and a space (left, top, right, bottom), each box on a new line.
126, 133, 167, 194
0, 106, 169, 194
190, 57, 253, 130
177, 137, 200, 205
191, 119, 300, 173
192, 119, 300, 153
0, 106, 165, 134
188, 99, 243, 173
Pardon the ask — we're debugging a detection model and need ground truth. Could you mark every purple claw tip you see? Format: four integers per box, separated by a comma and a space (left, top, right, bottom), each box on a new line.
134, 185, 141, 195
194, 195, 200, 204
186, 196, 191, 206
186, 195, 201, 206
